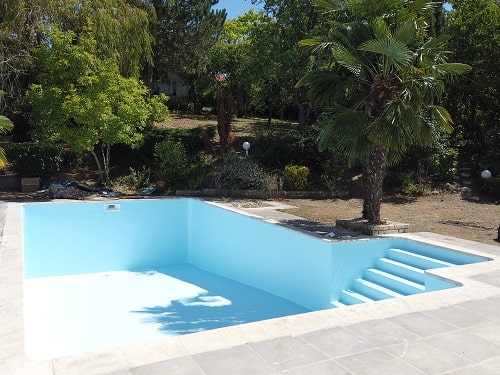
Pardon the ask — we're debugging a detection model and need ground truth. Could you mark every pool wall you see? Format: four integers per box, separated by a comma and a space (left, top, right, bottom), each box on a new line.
23, 199, 189, 277
23, 199, 487, 311
188, 200, 333, 310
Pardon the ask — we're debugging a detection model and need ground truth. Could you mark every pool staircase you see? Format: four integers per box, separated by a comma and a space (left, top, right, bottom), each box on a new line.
331, 247, 456, 307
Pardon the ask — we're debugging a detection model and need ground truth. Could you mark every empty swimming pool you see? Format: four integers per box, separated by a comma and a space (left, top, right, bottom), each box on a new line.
22, 198, 489, 359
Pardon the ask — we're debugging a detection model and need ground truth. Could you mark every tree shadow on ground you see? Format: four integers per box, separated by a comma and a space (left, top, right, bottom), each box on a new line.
279, 219, 364, 239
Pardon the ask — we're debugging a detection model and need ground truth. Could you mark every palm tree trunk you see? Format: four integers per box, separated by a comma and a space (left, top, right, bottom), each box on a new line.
362, 144, 388, 224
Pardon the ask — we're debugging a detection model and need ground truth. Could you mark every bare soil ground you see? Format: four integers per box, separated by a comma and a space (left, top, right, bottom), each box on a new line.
278, 194, 499, 246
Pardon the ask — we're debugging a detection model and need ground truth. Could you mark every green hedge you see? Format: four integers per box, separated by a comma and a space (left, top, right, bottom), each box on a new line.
6, 142, 63, 180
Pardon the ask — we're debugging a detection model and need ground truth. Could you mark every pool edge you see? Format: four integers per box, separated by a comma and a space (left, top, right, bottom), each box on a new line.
2, 200, 500, 374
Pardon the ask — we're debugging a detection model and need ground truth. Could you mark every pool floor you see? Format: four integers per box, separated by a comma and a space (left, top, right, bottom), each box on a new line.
24, 264, 310, 359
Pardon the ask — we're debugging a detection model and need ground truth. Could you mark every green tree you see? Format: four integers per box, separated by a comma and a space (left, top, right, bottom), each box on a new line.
152, 0, 226, 111
446, 0, 500, 159
26, 26, 168, 181
76, 0, 155, 78
249, 0, 323, 126
298, 0, 471, 224
208, 10, 266, 117
0, 0, 154, 116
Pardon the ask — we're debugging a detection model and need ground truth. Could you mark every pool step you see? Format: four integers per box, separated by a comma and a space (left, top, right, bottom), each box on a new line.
331, 246, 454, 307
351, 278, 405, 300
375, 257, 426, 284
364, 268, 425, 295
386, 248, 454, 270
330, 300, 347, 308
339, 290, 374, 305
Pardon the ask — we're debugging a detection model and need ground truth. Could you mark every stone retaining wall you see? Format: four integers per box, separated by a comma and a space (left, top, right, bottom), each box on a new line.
336, 218, 410, 236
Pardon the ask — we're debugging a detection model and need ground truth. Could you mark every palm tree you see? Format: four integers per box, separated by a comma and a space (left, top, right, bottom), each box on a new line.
298, 0, 470, 224
0, 115, 13, 168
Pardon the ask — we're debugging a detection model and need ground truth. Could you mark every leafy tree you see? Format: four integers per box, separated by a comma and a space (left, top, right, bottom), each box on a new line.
0, 0, 154, 116
0, 0, 52, 114
208, 10, 267, 117
298, 0, 471, 223
445, 0, 500, 159
76, 0, 155, 78
249, 0, 323, 126
151, 0, 226, 111
26, 26, 168, 181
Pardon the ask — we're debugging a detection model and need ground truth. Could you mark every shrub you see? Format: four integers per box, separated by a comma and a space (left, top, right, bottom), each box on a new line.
430, 146, 458, 182
401, 173, 426, 196
283, 165, 310, 190
481, 177, 500, 200
218, 152, 268, 190
112, 166, 151, 192
187, 152, 217, 189
6, 142, 63, 180
153, 138, 188, 188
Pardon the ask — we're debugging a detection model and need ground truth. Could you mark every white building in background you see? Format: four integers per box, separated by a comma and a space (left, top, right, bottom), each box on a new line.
155, 73, 189, 100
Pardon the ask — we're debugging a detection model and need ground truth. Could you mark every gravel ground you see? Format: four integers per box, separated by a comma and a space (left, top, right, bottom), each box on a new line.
277, 193, 499, 246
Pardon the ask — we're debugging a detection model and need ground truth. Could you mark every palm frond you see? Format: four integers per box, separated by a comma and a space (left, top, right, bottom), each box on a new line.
359, 38, 413, 68
407, 0, 440, 14
372, 17, 390, 39
0, 115, 13, 169
298, 70, 353, 107
417, 34, 450, 66
0, 115, 14, 132
428, 105, 454, 134
394, 20, 416, 45
0, 148, 8, 169
318, 107, 370, 165
298, 37, 335, 54
432, 63, 472, 76
331, 42, 362, 75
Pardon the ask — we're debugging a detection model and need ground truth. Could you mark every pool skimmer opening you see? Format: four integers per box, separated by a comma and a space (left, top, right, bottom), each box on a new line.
105, 204, 120, 212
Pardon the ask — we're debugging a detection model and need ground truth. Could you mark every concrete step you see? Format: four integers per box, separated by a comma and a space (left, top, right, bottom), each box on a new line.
339, 290, 374, 305
364, 268, 425, 295
330, 300, 347, 308
386, 248, 454, 270
375, 257, 426, 284
351, 278, 404, 301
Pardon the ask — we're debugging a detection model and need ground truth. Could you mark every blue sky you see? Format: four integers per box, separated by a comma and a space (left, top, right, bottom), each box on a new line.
213, 0, 260, 20
213, 2, 452, 20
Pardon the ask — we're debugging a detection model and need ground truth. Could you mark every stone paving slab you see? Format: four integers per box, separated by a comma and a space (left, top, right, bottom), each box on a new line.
1, 199, 500, 375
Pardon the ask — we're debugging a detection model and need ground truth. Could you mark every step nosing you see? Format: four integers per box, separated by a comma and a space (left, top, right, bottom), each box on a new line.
354, 278, 403, 297
366, 268, 425, 289
378, 257, 425, 273
388, 248, 454, 267
342, 290, 374, 302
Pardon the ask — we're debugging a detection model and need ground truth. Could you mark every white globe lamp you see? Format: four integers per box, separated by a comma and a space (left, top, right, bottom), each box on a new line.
242, 141, 250, 156
481, 170, 492, 179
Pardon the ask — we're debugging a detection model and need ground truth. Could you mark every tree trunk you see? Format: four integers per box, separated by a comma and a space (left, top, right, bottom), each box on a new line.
91, 151, 104, 181
295, 87, 307, 128
362, 144, 388, 224
217, 88, 234, 151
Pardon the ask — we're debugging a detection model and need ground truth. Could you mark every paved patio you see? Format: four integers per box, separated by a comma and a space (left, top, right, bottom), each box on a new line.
1, 200, 499, 375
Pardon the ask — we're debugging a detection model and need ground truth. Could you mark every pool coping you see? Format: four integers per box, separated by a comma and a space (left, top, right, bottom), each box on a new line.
1, 199, 499, 374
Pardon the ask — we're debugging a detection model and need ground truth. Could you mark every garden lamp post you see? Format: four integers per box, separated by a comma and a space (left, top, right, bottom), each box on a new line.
242, 141, 250, 156
481, 170, 492, 179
